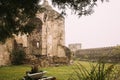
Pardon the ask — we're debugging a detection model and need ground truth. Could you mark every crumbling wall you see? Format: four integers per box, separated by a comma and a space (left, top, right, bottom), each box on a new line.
36, 1, 65, 57
0, 39, 13, 66
26, 1, 69, 66
27, 18, 43, 55
0, 1, 70, 66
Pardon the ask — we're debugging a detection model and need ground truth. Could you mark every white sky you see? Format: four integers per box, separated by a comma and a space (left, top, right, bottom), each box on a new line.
65, 0, 120, 49
47, 0, 120, 49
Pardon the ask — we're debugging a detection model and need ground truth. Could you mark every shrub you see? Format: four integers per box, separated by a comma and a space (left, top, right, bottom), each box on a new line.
68, 62, 120, 80
11, 49, 26, 65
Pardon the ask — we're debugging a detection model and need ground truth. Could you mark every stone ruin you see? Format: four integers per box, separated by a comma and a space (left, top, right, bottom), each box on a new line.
0, 0, 72, 66
69, 43, 120, 63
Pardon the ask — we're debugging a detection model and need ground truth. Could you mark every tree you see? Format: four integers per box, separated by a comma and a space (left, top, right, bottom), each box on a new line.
0, 0, 108, 43
0, 0, 40, 42
52, 0, 102, 16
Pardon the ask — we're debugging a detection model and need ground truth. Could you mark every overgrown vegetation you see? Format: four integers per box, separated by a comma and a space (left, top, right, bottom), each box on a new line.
68, 62, 120, 80
11, 49, 26, 65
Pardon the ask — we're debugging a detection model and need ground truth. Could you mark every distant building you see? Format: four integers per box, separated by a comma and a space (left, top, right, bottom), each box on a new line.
68, 43, 120, 62
69, 43, 81, 53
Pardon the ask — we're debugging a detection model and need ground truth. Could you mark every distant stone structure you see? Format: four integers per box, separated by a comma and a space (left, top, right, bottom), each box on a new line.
69, 43, 120, 62
76, 47, 115, 55
69, 43, 81, 55
0, 0, 71, 66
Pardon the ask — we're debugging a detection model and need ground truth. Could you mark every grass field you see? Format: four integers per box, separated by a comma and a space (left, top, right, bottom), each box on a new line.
0, 65, 74, 80
0, 61, 119, 80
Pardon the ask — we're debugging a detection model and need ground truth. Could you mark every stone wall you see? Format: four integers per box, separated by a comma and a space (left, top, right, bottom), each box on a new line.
13, 0, 66, 58
35, 1, 65, 57
69, 43, 81, 52
25, 1, 70, 66
69, 43, 81, 57
27, 18, 43, 55
74, 46, 120, 62
0, 39, 13, 66
75, 47, 115, 56
0, 0, 70, 66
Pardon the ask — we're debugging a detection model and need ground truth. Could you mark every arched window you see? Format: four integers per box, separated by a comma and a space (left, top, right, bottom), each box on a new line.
32, 40, 40, 48
36, 41, 40, 48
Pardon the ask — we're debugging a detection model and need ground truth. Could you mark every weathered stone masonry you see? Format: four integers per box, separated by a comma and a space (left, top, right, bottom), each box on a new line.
0, 39, 14, 66
27, 0, 66, 58
0, 0, 71, 66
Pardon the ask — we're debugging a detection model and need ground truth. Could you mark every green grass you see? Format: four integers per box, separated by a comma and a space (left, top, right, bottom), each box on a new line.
41, 65, 74, 80
0, 64, 74, 80
0, 65, 30, 80
0, 61, 119, 80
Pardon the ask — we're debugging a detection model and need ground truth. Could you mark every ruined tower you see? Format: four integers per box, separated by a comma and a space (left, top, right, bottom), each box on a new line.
28, 0, 65, 57
0, 0, 68, 66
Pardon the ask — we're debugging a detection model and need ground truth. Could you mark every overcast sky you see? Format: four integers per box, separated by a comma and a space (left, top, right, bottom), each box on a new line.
47, 0, 120, 49
64, 0, 120, 49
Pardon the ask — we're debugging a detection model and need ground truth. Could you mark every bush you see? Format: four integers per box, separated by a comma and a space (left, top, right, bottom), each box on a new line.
68, 62, 120, 80
11, 49, 26, 65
